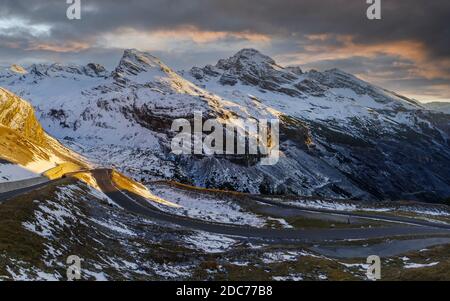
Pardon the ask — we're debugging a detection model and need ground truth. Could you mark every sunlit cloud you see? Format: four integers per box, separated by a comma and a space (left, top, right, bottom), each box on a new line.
404, 88, 450, 103
151, 26, 270, 43
99, 26, 271, 51
273, 34, 450, 102
280, 35, 442, 77
26, 41, 91, 53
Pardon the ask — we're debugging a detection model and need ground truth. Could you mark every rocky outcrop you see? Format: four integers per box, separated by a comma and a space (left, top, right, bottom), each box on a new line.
29, 63, 109, 78
0, 87, 45, 143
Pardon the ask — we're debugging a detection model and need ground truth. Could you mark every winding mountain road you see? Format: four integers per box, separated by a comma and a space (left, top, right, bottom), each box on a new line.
152, 181, 450, 230
91, 169, 450, 243
1, 169, 449, 244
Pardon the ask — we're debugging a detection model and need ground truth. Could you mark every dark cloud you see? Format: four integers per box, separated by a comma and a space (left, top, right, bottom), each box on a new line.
1, 0, 449, 56
0, 0, 449, 101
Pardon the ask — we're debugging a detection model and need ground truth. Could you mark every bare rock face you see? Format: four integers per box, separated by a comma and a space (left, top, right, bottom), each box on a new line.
0, 88, 45, 143
285, 66, 303, 76
85, 63, 108, 77
28, 62, 109, 79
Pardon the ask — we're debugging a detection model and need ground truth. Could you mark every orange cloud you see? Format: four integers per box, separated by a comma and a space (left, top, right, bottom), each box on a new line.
275, 34, 450, 102
304, 34, 333, 42
146, 26, 271, 43
279, 35, 450, 81
26, 41, 90, 53
100, 26, 271, 50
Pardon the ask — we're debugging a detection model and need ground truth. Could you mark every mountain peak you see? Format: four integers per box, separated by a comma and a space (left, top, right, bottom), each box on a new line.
285, 66, 303, 76
113, 49, 175, 86
190, 48, 303, 95
233, 48, 274, 62
113, 49, 201, 95
216, 48, 276, 71
10, 64, 27, 75
118, 49, 166, 72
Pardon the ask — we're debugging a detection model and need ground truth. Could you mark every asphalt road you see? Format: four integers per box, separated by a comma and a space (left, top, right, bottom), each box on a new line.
151, 181, 450, 230
1, 169, 449, 244
91, 169, 450, 243
0, 180, 55, 203
248, 195, 450, 230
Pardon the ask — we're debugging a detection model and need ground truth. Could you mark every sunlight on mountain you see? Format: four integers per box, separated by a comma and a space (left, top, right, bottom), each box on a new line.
111, 170, 180, 208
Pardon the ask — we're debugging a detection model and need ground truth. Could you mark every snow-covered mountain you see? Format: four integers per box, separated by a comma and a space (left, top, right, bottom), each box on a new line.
425, 102, 450, 114
185, 49, 450, 202
1, 49, 449, 202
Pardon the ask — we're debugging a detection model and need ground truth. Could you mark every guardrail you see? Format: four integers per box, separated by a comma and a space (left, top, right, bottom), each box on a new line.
0, 176, 50, 193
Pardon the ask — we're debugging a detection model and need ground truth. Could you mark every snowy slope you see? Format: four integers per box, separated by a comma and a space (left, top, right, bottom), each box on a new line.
183, 49, 424, 128
184, 49, 450, 202
425, 102, 450, 114
0, 161, 39, 183
1, 49, 449, 202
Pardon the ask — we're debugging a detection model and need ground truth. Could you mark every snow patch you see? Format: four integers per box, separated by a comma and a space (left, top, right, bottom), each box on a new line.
184, 231, 237, 253
404, 262, 439, 269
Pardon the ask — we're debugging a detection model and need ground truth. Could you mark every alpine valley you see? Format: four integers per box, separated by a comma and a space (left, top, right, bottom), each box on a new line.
1, 49, 450, 281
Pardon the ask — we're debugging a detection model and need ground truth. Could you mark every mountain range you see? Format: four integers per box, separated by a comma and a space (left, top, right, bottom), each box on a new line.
1, 48, 449, 203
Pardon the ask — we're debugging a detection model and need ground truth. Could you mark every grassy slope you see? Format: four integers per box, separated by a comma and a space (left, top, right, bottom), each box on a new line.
1, 178, 449, 280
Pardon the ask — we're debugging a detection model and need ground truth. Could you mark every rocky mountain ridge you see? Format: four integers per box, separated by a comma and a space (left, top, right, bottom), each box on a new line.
1, 49, 449, 202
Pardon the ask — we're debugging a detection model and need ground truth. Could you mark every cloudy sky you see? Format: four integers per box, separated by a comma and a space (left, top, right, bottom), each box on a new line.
0, 0, 449, 102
